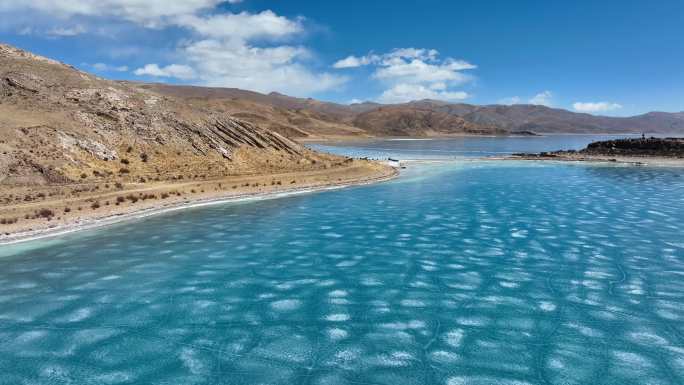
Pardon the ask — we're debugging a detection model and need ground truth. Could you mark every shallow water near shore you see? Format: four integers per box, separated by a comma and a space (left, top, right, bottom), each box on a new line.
1, 144, 684, 384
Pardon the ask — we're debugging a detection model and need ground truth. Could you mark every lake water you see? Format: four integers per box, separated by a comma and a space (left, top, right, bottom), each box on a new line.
307, 134, 644, 159
1, 137, 683, 384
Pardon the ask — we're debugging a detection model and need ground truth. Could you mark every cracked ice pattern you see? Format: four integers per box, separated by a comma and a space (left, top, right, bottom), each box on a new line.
0, 161, 683, 385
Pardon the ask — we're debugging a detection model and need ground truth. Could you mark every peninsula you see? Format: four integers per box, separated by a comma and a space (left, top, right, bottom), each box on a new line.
510, 137, 684, 166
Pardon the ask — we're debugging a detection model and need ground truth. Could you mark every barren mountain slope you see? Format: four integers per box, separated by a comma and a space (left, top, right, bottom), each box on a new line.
137, 83, 369, 139
0, 43, 353, 187
143, 83, 684, 136
139, 84, 509, 137
352, 107, 506, 137
0, 43, 393, 239
403, 103, 684, 134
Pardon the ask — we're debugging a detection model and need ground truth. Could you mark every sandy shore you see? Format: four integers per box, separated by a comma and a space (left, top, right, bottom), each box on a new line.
0, 162, 397, 245
499, 154, 684, 167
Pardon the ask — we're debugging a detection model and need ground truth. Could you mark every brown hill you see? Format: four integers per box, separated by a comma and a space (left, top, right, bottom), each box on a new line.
352, 106, 506, 137
137, 83, 368, 140
390, 100, 684, 134
141, 84, 509, 137
0, 43, 350, 187
0, 43, 394, 239
7, 42, 669, 141
142, 83, 684, 137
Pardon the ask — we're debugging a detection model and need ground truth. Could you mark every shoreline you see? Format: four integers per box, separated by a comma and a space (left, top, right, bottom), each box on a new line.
298, 132, 665, 144
497, 154, 684, 167
299, 133, 535, 143
0, 166, 398, 247
4, 152, 681, 247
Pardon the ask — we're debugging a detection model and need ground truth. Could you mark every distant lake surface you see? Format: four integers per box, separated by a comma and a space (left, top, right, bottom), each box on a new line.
1, 139, 683, 384
307, 134, 648, 159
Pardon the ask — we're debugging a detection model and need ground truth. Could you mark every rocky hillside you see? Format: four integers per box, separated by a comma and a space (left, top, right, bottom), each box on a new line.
352, 106, 506, 137
141, 84, 510, 138
144, 83, 684, 137
137, 83, 369, 139
582, 137, 684, 157
8, 41, 672, 142
0, 43, 343, 187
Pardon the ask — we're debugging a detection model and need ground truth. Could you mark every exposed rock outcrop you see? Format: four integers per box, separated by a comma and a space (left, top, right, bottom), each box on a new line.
0, 43, 339, 187
582, 138, 684, 157
513, 137, 684, 160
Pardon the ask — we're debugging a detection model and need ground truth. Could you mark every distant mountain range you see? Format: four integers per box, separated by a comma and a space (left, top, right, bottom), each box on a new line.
141, 84, 684, 138
2, 42, 679, 144
2, 41, 682, 188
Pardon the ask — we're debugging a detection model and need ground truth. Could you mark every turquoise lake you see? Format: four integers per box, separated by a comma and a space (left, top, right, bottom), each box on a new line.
1, 137, 683, 384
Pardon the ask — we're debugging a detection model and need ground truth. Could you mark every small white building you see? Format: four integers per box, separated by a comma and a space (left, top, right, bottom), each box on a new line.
387, 158, 401, 168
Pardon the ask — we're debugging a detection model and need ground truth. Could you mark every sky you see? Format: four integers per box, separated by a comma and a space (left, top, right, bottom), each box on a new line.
0, 0, 682, 116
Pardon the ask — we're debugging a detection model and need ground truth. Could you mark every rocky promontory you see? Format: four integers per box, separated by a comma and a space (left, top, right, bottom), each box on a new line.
581, 137, 684, 157
511, 137, 684, 166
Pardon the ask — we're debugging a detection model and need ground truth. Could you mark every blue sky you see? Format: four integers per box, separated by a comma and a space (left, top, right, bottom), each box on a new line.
0, 1, 682, 116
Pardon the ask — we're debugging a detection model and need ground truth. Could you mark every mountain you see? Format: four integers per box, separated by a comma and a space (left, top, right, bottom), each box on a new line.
143, 84, 684, 137
141, 85, 509, 137
0, 43, 359, 187
389, 100, 684, 134
352, 106, 506, 136
1, 43, 400, 239
136, 83, 369, 139
6, 43, 677, 143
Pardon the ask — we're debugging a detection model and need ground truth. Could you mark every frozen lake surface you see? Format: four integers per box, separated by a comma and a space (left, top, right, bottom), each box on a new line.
1, 139, 683, 384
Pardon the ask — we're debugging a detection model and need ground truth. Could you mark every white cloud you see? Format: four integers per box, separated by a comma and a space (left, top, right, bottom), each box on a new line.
16, 24, 86, 37
378, 83, 469, 104
92, 62, 129, 72
47, 25, 86, 36
529, 91, 553, 106
573, 101, 623, 113
134, 63, 196, 80
498, 96, 522, 105
374, 58, 474, 84
499, 92, 555, 106
333, 55, 376, 69
0, 2, 348, 96
175, 11, 303, 41
335, 48, 475, 103
177, 39, 346, 95
0, 0, 225, 26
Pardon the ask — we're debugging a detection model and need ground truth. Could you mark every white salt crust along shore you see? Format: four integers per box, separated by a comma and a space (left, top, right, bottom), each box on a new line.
0, 169, 398, 247
5, 155, 678, 247
497, 155, 684, 167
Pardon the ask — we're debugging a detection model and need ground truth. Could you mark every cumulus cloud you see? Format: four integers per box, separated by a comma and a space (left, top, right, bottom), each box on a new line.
378, 83, 469, 104
333, 55, 377, 69
529, 91, 553, 106
375, 58, 474, 83
17, 24, 86, 37
134, 64, 196, 80
47, 25, 86, 36
0, 1, 346, 96
573, 101, 623, 113
175, 11, 303, 41
498, 96, 522, 105
0, 0, 225, 26
180, 39, 346, 94
334, 48, 476, 103
133, 64, 197, 80
91, 62, 129, 72
165, 10, 345, 95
